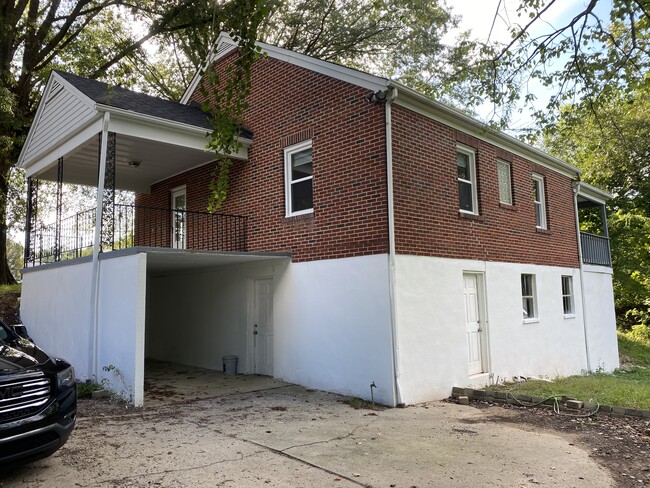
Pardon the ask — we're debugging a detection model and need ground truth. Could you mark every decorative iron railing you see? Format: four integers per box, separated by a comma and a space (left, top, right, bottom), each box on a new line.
580, 232, 611, 267
25, 204, 248, 267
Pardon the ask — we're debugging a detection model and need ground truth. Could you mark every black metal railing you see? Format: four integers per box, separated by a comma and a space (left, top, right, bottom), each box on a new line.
580, 232, 611, 267
25, 204, 248, 267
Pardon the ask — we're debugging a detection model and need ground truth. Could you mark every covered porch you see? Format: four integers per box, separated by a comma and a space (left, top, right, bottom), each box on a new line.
18, 70, 252, 267
576, 182, 612, 268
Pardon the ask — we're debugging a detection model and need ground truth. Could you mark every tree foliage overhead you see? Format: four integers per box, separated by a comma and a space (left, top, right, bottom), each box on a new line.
456, 0, 650, 129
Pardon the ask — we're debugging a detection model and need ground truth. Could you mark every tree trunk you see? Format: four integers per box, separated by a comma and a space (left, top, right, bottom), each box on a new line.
0, 167, 17, 284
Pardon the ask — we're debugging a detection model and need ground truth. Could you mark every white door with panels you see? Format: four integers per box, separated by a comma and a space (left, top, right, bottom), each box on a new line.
251, 278, 274, 376
463, 273, 486, 375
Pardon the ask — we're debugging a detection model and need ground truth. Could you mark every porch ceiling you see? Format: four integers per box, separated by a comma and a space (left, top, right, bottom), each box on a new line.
36, 133, 216, 193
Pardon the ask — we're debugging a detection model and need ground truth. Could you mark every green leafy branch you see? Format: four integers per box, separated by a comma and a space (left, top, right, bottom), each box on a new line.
200, 1, 268, 211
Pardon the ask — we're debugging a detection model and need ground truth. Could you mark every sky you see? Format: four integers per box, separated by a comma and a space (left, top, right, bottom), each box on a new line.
445, 0, 614, 130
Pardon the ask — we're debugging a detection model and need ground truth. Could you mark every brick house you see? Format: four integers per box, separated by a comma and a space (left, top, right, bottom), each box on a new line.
17, 33, 618, 406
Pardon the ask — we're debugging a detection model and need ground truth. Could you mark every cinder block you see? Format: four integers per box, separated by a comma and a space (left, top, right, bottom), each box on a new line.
566, 400, 583, 410
451, 387, 464, 398
458, 396, 470, 405
493, 391, 507, 400
625, 408, 645, 418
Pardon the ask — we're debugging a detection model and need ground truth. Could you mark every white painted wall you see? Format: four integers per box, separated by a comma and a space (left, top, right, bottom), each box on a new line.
96, 253, 147, 406
274, 254, 395, 406
582, 265, 619, 371
20, 261, 94, 380
393, 255, 616, 404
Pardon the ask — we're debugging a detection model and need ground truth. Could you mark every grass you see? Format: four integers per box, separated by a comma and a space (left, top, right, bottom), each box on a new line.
486, 327, 650, 410
76, 381, 104, 398
0, 283, 21, 294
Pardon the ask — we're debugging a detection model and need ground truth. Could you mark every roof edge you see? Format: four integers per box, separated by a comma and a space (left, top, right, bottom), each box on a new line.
390, 82, 582, 179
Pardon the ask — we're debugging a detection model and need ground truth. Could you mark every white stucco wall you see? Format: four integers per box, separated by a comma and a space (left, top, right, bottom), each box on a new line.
20, 261, 94, 379
274, 254, 395, 406
394, 255, 614, 404
582, 265, 619, 371
96, 253, 147, 405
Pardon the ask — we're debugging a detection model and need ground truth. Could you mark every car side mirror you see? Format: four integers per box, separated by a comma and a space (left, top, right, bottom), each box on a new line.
11, 324, 32, 340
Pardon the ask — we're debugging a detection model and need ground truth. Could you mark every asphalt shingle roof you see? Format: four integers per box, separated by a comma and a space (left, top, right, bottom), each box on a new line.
55, 71, 253, 139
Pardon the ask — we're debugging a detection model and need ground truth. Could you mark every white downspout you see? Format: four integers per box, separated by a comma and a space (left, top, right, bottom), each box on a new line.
385, 87, 403, 406
573, 180, 592, 372
90, 111, 110, 380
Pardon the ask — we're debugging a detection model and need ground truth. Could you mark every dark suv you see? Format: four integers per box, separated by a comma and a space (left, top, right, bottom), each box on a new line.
0, 320, 76, 470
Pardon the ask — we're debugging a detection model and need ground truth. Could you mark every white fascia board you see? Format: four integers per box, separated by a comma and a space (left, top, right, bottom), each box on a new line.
391, 82, 582, 179
258, 42, 389, 92
99, 105, 250, 160
179, 32, 388, 105
578, 181, 611, 203
23, 116, 104, 178
18, 71, 97, 169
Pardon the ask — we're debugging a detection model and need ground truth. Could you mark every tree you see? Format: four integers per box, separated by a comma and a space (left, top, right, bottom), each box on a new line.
544, 87, 650, 327
0, 0, 267, 284
453, 0, 650, 130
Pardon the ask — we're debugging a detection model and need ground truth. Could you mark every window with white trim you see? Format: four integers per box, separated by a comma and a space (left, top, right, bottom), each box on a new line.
497, 160, 512, 205
532, 174, 547, 229
562, 276, 575, 315
457, 145, 478, 214
285, 140, 313, 216
521, 274, 538, 320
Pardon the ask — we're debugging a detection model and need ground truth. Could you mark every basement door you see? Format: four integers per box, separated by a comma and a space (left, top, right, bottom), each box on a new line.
463, 273, 486, 375
251, 278, 274, 376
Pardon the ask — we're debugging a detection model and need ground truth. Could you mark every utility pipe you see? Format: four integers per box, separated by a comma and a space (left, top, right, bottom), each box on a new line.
385, 87, 403, 407
573, 180, 592, 372
90, 111, 110, 380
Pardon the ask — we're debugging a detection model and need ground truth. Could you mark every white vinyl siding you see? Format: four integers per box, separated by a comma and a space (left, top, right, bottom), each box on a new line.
23, 80, 96, 164
497, 160, 512, 205
532, 174, 547, 229
457, 145, 478, 214
285, 140, 314, 217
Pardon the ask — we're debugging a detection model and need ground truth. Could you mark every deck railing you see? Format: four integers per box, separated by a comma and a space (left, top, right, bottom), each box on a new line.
25, 204, 248, 267
580, 232, 611, 267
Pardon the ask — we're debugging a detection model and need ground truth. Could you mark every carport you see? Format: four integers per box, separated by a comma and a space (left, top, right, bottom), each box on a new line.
143, 249, 290, 405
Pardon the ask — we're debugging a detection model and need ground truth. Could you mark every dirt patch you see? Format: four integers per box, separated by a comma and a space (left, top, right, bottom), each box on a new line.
0, 290, 20, 324
77, 396, 141, 418
465, 400, 650, 487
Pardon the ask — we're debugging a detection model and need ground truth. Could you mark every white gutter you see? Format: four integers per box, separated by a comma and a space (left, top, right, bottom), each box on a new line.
385, 87, 403, 407
90, 111, 110, 380
573, 180, 592, 372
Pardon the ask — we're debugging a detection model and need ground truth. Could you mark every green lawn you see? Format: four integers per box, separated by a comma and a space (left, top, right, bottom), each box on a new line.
487, 327, 650, 410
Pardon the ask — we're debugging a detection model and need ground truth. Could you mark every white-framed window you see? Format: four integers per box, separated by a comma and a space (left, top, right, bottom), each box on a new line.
284, 140, 313, 217
561, 275, 575, 316
521, 273, 538, 320
457, 145, 478, 214
532, 173, 547, 229
497, 160, 512, 205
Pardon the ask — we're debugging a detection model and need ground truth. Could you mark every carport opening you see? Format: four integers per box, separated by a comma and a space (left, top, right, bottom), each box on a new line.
141, 250, 288, 405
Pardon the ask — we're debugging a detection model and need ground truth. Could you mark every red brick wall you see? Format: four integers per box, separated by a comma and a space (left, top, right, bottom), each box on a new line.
391, 105, 580, 268
137, 54, 389, 262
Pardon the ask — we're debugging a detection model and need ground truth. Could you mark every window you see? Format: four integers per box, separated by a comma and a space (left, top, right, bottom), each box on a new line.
521, 274, 538, 320
532, 174, 546, 229
457, 145, 478, 214
285, 140, 313, 216
497, 160, 512, 205
562, 276, 575, 315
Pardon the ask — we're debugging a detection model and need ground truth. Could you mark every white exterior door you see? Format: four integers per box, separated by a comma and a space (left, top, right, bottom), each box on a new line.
171, 187, 186, 249
463, 273, 485, 375
252, 278, 274, 376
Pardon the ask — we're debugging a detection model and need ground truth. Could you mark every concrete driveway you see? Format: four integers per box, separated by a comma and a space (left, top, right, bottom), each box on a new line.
1, 365, 613, 487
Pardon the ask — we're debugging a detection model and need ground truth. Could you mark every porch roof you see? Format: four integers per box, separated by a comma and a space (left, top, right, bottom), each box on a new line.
17, 71, 252, 193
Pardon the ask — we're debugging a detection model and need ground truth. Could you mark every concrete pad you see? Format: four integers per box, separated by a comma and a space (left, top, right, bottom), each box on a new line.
0, 384, 614, 487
